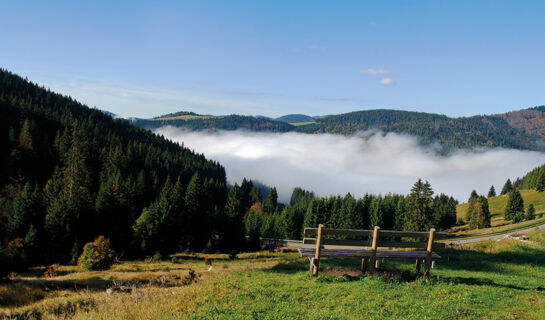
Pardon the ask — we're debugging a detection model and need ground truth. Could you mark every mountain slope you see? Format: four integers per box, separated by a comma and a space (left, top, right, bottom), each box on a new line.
0, 69, 227, 268
138, 108, 545, 151
276, 114, 316, 123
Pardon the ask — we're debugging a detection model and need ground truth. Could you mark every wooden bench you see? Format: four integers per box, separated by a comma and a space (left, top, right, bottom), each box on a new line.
298, 225, 447, 277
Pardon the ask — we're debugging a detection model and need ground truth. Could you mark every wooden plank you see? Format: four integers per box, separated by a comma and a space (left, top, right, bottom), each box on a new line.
304, 228, 374, 237
424, 228, 435, 277
302, 238, 446, 249
298, 248, 442, 260
304, 228, 447, 239
312, 224, 324, 276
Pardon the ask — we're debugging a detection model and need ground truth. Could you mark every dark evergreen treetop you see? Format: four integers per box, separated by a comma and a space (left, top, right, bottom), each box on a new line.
501, 179, 513, 195
487, 185, 496, 198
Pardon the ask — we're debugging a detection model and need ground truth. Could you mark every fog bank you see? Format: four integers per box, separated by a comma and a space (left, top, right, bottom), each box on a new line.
157, 127, 545, 202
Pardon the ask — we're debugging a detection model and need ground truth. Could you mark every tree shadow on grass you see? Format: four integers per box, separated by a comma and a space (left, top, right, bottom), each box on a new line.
265, 245, 545, 290
434, 246, 545, 274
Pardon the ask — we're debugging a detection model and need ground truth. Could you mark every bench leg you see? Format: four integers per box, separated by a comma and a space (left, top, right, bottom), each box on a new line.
431, 261, 436, 269
375, 260, 380, 269
309, 258, 314, 272
415, 259, 422, 274
424, 259, 432, 277
361, 258, 367, 273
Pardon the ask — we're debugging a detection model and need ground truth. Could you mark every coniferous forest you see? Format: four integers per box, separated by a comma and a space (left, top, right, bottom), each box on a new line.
0, 69, 467, 276
0, 70, 227, 274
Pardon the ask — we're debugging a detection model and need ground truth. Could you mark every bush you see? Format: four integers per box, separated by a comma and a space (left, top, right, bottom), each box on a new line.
77, 236, 116, 271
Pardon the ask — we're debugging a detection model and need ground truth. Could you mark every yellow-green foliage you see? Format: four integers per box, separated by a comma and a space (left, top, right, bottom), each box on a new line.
77, 236, 116, 271
457, 189, 545, 220
290, 121, 317, 126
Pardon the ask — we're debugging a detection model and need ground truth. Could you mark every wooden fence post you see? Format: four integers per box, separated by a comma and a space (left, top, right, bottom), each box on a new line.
368, 226, 380, 274
312, 224, 324, 276
424, 228, 435, 277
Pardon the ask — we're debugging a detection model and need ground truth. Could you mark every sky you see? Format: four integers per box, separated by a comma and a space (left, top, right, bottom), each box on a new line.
1, 1, 545, 118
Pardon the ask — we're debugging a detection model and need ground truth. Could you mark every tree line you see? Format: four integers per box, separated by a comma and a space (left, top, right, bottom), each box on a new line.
240, 180, 457, 245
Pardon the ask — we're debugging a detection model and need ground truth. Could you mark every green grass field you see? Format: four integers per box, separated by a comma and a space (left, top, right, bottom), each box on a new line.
2, 232, 545, 319
151, 115, 214, 121
456, 189, 545, 221
290, 121, 318, 126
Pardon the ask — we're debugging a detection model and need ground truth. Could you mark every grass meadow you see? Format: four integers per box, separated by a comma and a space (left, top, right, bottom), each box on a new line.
1, 233, 545, 319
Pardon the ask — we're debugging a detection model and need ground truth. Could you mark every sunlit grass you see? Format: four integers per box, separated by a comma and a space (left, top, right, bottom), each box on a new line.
2, 232, 545, 319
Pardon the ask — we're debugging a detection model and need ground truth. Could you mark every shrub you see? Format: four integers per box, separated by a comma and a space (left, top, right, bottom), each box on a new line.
43, 264, 58, 278
77, 236, 116, 271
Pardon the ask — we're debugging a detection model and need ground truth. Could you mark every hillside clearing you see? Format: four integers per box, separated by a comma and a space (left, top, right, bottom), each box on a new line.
456, 189, 545, 221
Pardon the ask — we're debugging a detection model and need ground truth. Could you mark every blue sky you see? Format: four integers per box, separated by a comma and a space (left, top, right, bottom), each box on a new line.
1, 1, 545, 118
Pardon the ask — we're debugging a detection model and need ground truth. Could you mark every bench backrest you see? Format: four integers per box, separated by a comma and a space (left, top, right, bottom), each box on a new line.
303, 226, 447, 249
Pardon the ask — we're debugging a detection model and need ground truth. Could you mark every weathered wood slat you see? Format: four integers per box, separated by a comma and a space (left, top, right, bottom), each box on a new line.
298, 248, 441, 260
302, 238, 446, 249
304, 228, 447, 239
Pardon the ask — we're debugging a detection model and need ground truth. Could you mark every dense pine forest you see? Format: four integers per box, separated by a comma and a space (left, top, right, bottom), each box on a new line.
0, 69, 227, 275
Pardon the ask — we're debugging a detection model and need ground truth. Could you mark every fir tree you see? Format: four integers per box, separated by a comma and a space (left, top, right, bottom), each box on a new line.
403, 179, 434, 231
505, 190, 524, 222
501, 179, 513, 195
526, 203, 536, 221
468, 196, 491, 229
263, 187, 278, 214
221, 184, 246, 250
18, 118, 33, 150
487, 185, 496, 198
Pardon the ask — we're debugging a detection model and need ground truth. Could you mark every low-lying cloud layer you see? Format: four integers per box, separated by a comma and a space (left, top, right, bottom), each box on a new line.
157, 127, 545, 202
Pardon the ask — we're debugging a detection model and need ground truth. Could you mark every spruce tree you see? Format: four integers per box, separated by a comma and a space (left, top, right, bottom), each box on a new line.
468, 196, 491, 229
18, 118, 33, 150
505, 190, 524, 222
369, 197, 383, 229
501, 179, 513, 195
222, 184, 246, 251
537, 173, 545, 192
403, 179, 434, 231
263, 187, 278, 214
185, 173, 205, 249
487, 185, 496, 198
526, 204, 536, 221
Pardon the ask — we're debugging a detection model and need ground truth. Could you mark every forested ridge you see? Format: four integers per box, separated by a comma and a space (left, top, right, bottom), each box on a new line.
0, 68, 540, 279
0, 69, 228, 273
138, 107, 545, 151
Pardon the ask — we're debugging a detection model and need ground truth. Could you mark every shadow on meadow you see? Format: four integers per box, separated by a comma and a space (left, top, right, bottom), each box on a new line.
264, 244, 545, 289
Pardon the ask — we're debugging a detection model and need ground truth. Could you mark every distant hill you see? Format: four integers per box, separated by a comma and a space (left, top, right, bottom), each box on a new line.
276, 114, 316, 123
136, 114, 294, 132
136, 107, 545, 151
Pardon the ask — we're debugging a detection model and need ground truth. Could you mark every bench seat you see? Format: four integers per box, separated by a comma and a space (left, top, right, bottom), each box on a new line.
298, 248, 441, 260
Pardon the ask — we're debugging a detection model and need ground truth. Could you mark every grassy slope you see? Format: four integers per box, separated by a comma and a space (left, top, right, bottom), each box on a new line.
2, 233, 545, 319
451, 190, 545, 238
290, 121, 318, 126
151, 115, 214, 121
456, 189, 545, 220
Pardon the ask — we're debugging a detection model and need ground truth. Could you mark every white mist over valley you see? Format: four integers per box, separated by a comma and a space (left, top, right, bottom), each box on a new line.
157, 127, 545, 202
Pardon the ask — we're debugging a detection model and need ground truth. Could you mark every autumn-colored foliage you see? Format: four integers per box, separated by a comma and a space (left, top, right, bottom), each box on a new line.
43, 264, 58, 278
77, 236, 116, 271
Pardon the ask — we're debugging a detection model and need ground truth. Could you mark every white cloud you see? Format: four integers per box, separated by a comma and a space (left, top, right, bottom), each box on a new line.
379, 78, 396, 86
156, 128, 545, 202
360, 69, 389, 75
